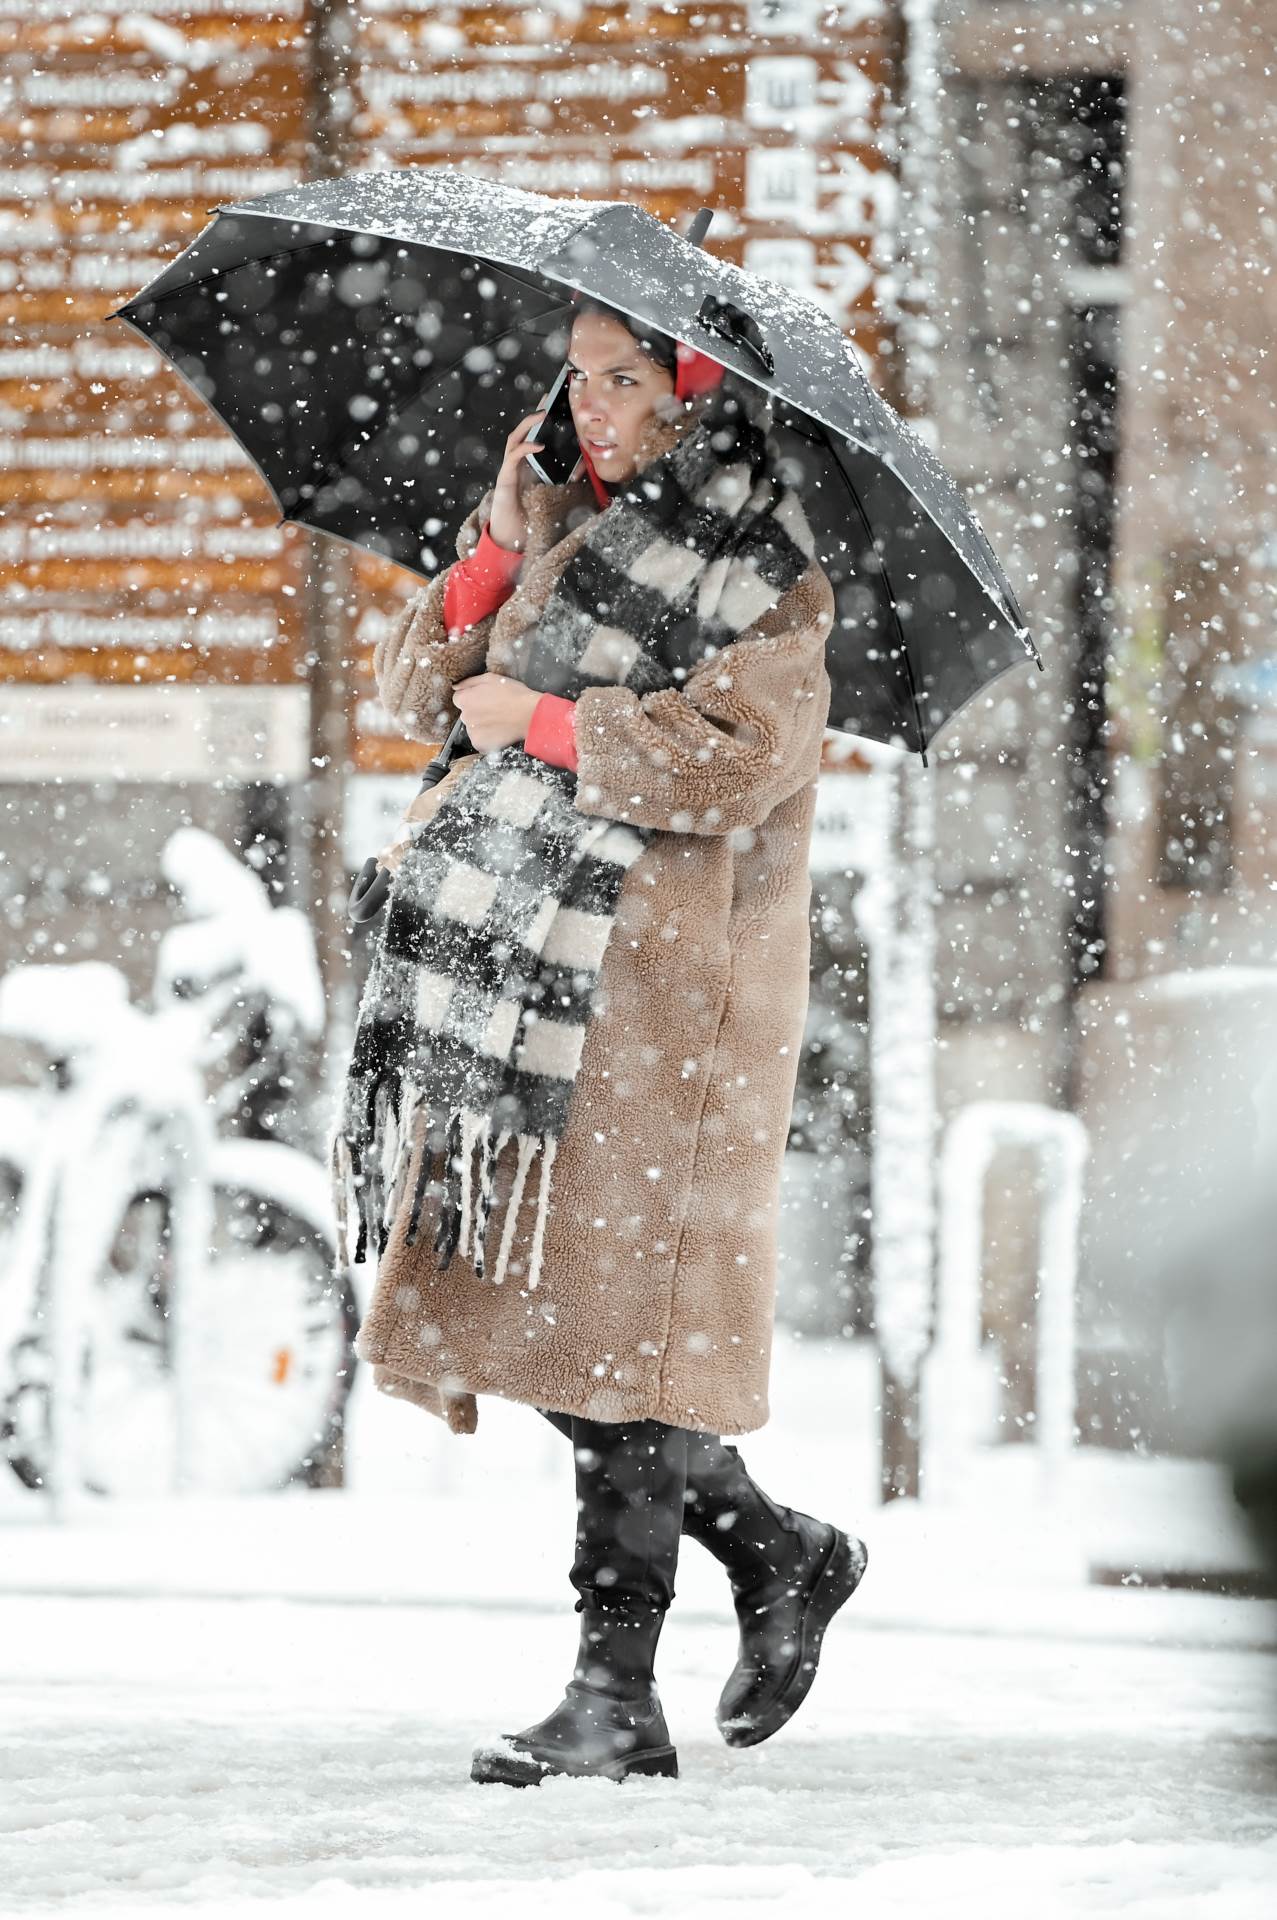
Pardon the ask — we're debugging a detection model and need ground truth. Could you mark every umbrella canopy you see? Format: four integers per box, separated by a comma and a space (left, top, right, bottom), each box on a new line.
112, 165, 1040, 755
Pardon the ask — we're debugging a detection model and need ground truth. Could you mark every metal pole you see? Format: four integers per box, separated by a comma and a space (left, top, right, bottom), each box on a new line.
301, 1, 358, 1113
873, 0, 942, 1501
870, 757, 937, 1500
299, 1, 359, 1481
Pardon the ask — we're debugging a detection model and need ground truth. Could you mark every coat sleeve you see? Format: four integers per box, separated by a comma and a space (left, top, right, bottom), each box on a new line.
373, 485, 510, 743
571, 559, 835, 836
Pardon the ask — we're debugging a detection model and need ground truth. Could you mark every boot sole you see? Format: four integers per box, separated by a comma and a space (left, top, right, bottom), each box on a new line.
718, 1530, 868, 1749
470, 1742, 679, 1786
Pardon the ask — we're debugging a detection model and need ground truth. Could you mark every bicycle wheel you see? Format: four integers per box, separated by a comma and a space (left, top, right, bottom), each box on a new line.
2, 1177, 358, 1496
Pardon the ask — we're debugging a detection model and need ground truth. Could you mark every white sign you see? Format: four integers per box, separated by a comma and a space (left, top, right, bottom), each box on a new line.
746, 58, 818, 127
809, 764, 890, 875
0, 685, 310, 784
745, 145, 818, 221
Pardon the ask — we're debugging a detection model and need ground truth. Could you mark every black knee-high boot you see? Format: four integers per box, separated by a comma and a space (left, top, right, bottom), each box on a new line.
676, 1433, 869, 1747
470, 1416, 687, 1787
535, 1407, 868, 1748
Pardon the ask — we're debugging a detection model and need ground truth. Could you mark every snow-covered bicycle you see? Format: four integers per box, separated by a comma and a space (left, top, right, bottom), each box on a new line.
0, 829, 357, 1503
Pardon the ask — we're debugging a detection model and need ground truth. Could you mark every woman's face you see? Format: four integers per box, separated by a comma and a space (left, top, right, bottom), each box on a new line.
566, 310, 677, 486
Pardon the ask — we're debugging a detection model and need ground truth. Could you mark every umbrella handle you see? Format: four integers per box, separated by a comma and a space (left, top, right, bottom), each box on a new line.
347, 715, 472, 927
347, 856, 390, 925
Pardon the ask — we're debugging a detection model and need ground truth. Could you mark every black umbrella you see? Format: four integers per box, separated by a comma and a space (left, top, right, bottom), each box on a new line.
111, 165, 1040, 761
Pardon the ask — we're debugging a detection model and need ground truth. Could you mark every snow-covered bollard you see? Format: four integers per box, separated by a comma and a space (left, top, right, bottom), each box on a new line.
924, 1101, 1090, 1507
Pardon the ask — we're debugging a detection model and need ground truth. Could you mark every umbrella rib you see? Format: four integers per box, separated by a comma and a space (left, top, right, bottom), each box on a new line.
293, 302, 575, 533
113, 214, 578, 517
112, 221, 585, 321
778, 380, 1037, 668
110, 309, 288, 518
820, 421, 928, 760
117, 273, 563, 533
109, 231, 377, 317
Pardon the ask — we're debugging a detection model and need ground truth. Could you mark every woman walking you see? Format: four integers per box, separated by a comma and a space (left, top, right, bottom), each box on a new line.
331, 294, 868, 1785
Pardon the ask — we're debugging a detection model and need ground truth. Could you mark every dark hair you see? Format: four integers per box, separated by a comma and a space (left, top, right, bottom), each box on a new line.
571, 295, 679, 381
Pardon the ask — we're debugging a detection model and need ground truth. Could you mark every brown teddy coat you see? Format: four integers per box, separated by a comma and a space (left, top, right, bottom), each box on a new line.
352, 387, 835, 1436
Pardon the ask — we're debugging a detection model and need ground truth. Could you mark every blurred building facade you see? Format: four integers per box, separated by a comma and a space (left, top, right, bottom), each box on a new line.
921, 0, 1277, 1449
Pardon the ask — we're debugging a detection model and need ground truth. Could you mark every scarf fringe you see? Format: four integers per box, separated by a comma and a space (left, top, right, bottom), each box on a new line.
525, 1133, 557, 1294
473, 1122, 510, 1279
490, 1130, 537, 1289
432, 1107, 464, 1267
330, 1076, 560, 1295
457, 1109, 484, 1260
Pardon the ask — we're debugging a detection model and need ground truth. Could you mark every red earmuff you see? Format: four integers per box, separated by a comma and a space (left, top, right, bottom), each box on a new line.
673, 338, 726, 400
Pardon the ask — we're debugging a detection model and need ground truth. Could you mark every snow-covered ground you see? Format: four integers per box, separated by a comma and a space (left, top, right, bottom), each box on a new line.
3, 1338, 1275, 1916
4, 1585, 1275, 1919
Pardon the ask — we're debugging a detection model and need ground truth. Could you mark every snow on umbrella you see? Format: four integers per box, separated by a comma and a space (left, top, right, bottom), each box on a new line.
110, 164, 1041, 757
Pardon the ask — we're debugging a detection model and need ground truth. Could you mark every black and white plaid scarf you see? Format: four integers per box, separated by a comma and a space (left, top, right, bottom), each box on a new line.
329, 372, 817, 1292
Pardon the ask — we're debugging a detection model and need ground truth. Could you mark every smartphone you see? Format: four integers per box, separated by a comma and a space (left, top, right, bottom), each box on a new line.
524, 363, 581, 485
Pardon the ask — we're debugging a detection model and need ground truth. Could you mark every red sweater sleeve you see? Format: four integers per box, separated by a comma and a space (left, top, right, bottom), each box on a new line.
442, 526, 575, 771
443, 524, 525, 632
524, 692, 578, 772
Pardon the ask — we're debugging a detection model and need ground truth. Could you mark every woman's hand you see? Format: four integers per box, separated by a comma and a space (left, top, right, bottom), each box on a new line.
488, 400, 551, 551
453, 673, 544, 753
